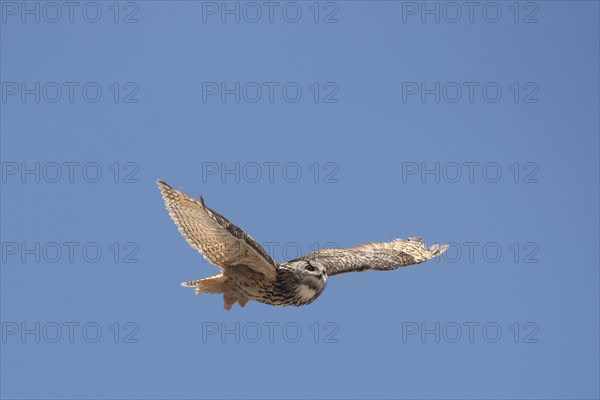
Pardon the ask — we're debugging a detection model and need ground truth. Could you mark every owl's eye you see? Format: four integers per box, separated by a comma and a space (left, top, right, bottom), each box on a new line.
305, 264, 315, 272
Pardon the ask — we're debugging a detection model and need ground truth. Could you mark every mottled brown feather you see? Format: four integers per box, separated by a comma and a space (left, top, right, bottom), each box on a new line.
157, 180, 278, 281
296, 237, 448, 276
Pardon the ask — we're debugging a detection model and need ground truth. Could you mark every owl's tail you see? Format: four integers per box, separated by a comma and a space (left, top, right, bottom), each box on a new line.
181, 273, 226, 294
181, 274, 248, 311
181, 279, 203, 288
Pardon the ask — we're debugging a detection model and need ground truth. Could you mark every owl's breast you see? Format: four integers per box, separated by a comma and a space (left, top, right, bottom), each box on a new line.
225, 266, 324, 306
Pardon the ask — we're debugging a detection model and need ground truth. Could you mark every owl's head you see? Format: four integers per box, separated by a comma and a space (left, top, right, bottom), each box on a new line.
287, 259, 327, 287
280, 259, 327, 305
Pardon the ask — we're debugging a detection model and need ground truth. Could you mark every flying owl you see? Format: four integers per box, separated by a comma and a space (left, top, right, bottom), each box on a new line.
158, 180, 448, 310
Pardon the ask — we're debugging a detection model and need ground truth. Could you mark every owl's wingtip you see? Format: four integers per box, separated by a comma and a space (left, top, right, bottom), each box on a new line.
429, 243, 449, 257
156, 179, 170, 188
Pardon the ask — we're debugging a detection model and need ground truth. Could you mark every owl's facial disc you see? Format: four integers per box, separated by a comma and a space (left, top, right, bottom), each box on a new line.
301, 261, 327, 283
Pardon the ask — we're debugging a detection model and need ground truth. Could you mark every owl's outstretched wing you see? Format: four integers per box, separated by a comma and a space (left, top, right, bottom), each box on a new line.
296, 237, 447, 277
157, 180, 278, 280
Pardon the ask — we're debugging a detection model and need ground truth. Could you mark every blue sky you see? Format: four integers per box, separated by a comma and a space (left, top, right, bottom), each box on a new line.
1, 1, 599, 399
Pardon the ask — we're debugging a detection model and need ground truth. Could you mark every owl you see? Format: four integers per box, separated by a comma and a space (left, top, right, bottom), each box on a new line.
158, 180, 448, 310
